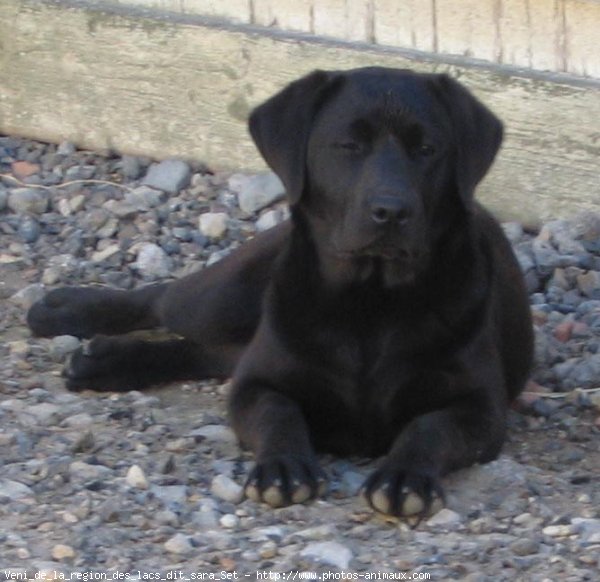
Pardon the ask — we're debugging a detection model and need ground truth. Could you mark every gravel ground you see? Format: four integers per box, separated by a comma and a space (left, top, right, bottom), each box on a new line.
1, 136, 599, 581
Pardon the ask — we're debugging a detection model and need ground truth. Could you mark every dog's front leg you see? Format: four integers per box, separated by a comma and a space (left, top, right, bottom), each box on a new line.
362, 398, 505, 519
229, 386, 327, 507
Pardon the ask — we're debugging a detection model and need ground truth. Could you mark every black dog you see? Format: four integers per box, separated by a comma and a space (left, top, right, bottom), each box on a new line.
28, 67, 533, 518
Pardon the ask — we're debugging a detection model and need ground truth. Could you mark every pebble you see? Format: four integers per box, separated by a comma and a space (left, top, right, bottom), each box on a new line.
427, 508, 462, 528
125, 186, 164, 210
220, 513, 240, 529
164, 533, 193, 555
256, 208, 285, 232
142, 159, 191, 193
0, 187, 7, 210
126, 465, 149, 489
199, 212, 229, 239
49, 335, 81, 361
1, 135, 599, 577
229, 172, 285, 214
18, 215, 41, 243
57, 141, 76, 155
51, 544, 75, 560
133, 242, 171, 278
0, 479, 35, 500
8, 188, 49, 214
300, 541, 353, 569
543, 524, 573, 537
9, 283, 46, 309
211, 474, 244, 504
510, 538, 540, 556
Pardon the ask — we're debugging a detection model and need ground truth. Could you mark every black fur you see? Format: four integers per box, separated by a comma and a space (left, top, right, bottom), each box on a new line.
27, 67, 533, 517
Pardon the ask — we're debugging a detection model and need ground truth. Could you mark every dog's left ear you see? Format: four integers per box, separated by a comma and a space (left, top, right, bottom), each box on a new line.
432, 74, 503, 207
249, 70, 340, 205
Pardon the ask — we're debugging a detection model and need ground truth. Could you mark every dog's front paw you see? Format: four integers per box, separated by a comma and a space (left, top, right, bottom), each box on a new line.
27, 287, 109, 338
361, 465, 444, 519
64, 336, 134, 392
244, 454, 328, 508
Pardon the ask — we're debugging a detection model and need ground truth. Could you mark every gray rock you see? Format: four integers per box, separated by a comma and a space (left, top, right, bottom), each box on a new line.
133, 243, 171, 278
120, 155, 143, 179
57, 141, 77, 155
190, 424, 237, 444
150, 485, 188, 506
0, 187, 7, 210
0, 479, 35, 500
571, 518, 600, 542
69, 461, 113, 481
220, 513, 240, 529
229, 172, 286, 214
91, 244, 121, 264
17, 215, 41, 243
199, 212, 229, 239
126, 465, 149, 489
102, 199, 138, 219
256, 209, 284, 232
211, 474, 244, 504
8, 188, 49, 214
339, 470, 364, 496
125, 186, 164, 210
61, 413, 94, 429
142, 159, 191, 194
501, 222, 524, 243
300, 541, 353, 570
510, 538, 540, 556
164, 533, 193, 555
49, 335, 81, 361
65, 164, 96, 180
577, 271, 600, 298
427, 508, 462, 528
27, 403, 62, 425
96, 217, 119, 239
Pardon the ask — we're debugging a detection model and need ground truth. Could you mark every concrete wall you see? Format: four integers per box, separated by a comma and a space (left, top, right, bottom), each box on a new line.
1, 0, 599, 222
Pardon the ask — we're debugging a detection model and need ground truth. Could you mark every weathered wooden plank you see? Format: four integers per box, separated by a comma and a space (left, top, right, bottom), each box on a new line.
0, 0, 599, 223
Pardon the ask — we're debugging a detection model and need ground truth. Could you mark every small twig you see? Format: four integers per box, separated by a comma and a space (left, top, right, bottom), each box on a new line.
0, 173, 135, 192
522, 387, 600, 399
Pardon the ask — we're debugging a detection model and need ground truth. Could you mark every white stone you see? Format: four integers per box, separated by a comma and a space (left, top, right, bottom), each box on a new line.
125, 465, 149, 489
164, 533, 193, 554
51, 544, 75, 560
211, 475, 244, 504
219, 513, 240, 529
91, 243, 120, 263
542, 524, 573, 537
256, 209, 282, 232
199, 212, 229, 239
427, 508, 462, 527
300, 541, 353, 570
133, 242, 171, 278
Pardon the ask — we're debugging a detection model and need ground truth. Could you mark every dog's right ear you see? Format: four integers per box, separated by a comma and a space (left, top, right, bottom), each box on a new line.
249, 70, 340, 205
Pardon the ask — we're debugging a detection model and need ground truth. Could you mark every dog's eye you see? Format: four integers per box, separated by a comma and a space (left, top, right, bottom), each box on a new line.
333, 141, 362, 153
417, 143, 436, 158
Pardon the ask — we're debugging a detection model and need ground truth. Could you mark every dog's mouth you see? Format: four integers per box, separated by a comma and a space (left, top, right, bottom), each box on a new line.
335, 243, 418, 263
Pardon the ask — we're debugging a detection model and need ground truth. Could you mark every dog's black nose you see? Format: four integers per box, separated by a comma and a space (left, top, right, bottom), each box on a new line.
370, 196, 411, 225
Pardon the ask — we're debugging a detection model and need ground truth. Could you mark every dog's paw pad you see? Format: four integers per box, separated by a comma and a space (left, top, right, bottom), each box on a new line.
262, 483, 286, 508
244, 455, 327, 508
362, 466, 444, 519
291, 481, 312, 504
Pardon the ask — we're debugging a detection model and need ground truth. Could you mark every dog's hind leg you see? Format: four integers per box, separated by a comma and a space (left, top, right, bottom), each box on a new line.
64, 335, 241, 392
27, 284, 167, 339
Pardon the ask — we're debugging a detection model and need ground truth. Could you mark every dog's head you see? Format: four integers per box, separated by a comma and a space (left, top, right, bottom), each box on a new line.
249, 67, 503, 287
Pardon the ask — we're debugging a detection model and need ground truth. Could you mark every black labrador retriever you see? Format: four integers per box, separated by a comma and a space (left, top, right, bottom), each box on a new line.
28, 67, 533, 518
